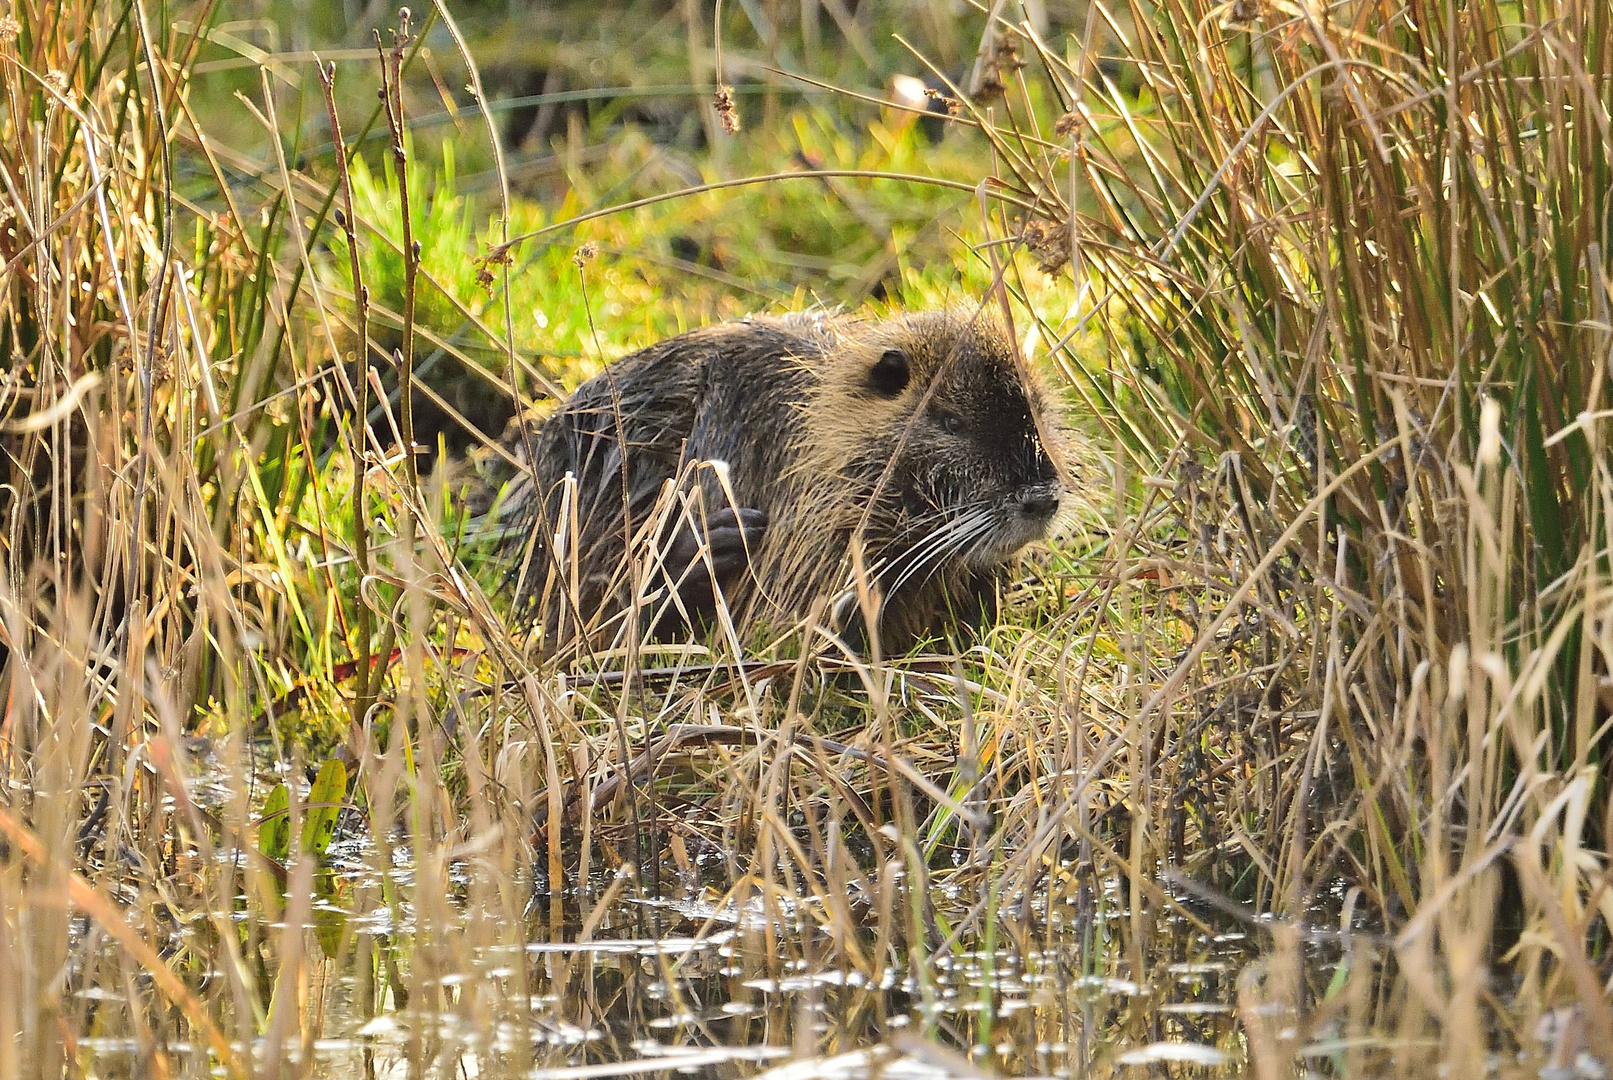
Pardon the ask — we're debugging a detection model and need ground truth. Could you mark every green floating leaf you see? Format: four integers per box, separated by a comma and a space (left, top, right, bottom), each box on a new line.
259, 784, 290, 863
301, 758, 348, 858
313, 867, 351, 961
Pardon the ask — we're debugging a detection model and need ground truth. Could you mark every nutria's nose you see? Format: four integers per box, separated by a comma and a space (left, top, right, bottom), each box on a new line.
1015, 483, 1062, 519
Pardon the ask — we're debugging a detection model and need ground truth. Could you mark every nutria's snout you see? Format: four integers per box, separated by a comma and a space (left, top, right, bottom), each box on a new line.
976, 479, 1064, 562
1014, 480, 1063, 522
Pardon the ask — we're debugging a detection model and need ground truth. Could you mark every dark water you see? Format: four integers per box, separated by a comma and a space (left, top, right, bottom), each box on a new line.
67, 754, 1355, 1078
265, 831, 1267, 1079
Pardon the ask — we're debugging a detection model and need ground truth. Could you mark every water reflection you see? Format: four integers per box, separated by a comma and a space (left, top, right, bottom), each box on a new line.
92, 750, 1287, 1078
263, 839, 1266, 1079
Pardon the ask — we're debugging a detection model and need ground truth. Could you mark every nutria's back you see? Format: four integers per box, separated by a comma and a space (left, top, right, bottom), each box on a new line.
501, 308, 1066, 653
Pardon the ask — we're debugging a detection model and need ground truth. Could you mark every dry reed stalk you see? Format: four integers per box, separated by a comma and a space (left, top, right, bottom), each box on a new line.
2, 0, 1611, 1072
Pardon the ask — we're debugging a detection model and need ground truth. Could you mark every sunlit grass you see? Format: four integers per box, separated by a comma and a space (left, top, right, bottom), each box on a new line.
1, 0, 1610, 1076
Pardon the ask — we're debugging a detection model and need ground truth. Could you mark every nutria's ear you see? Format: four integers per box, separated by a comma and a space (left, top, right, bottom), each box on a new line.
867, 348, 911, 397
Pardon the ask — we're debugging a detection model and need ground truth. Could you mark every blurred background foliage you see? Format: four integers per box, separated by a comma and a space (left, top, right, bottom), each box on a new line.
186, 0, 1101, 457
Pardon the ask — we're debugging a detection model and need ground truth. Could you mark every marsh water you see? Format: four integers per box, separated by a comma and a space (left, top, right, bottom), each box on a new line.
78, 750, 1365, 1080
297, 832, 1264, 1079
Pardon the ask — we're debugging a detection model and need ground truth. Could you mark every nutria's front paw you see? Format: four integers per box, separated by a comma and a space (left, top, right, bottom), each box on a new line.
655, 507, 768, 633
696, 507, 768, 580
665, 506, 768, 583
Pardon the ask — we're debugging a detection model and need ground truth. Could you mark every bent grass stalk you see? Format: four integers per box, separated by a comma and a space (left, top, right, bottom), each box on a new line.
1, 0, 1611, 1073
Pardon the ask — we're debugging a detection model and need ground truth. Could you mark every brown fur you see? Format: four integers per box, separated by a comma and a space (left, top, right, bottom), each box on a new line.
498, 308, 1068, 653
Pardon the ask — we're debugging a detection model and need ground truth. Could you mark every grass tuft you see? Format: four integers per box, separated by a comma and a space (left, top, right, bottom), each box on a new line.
0, 0, 1609, 1074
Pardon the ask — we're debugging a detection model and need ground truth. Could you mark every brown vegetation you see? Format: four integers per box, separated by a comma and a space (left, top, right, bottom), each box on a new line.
0, 0, 1608, 1075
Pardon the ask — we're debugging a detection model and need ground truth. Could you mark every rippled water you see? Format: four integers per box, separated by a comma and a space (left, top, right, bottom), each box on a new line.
80, 750, 1374, 1079
235, 830, 1282, 1080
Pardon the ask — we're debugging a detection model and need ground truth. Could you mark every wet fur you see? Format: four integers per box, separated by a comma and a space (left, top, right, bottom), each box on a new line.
505, 309, 1067, 652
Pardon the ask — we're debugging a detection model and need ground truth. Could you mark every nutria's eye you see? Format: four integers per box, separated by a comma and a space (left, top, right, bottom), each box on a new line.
938, 412, 964, 436
867, 348, 911, 397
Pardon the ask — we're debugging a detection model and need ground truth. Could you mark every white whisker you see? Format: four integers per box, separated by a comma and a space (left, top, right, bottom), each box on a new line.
885, 506, 997, 598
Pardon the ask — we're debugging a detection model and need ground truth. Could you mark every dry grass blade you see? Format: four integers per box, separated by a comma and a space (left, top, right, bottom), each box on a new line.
0, 806, 248, 1080
3, 0, 1612, 1073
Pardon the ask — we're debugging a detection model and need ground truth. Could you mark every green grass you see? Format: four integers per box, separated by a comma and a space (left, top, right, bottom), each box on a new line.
1, 0, 1611, 1076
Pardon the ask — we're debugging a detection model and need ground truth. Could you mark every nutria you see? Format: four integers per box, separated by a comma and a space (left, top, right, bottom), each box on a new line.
498, 308, 1068, 653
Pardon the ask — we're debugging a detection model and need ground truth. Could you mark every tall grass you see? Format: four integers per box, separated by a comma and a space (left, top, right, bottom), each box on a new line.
0, 0, 1610, 1075
972, 0, 1613, 1071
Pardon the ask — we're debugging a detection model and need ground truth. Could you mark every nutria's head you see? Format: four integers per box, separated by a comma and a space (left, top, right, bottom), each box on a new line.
804, 309, 1067, 587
